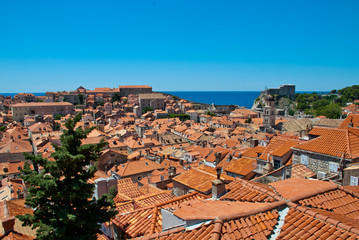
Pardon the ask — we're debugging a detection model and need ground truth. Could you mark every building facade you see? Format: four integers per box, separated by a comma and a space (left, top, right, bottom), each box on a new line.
119, 85, 152, 97
11, 102, 74, 122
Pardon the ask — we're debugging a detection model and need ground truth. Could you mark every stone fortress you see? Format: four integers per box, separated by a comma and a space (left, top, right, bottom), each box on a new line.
260, 84, 295, 100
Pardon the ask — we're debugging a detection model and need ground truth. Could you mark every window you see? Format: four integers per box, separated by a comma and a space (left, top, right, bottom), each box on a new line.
301, 154, 309, 166
274, 159, 281, 169
350, 176, 359, 186
329, 162, 339, 172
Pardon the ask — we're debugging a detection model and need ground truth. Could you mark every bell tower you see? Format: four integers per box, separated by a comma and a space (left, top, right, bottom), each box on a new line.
263, 95, 276, 129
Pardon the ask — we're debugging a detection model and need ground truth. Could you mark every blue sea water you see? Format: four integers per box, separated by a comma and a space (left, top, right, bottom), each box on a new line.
1, 93, 46, 98
1, 91, 328, 109
164, 91, 329, 109
164, 91, 261, 108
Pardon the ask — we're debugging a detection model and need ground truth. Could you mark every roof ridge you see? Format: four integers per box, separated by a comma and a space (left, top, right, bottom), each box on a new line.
192, 167, 217, 179
219, 200, 286, 222
239, 178, 282, 201
337, 185, 359, 199
345, 129, 352, 156
135, 191, 169, 202
210, 218, 223, 240
286, 201, 359, 235
135, 226, 186, 240
155, 192, 199, 208
287, 180, 338, 203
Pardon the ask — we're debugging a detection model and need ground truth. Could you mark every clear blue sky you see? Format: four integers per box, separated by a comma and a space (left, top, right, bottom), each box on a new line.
0, 0, 358, 92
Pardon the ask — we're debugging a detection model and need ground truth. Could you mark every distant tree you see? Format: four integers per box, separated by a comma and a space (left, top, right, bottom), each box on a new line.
168, 114, 190, 121
316, 103, 342, 119
53, 124, 60, 131
36, 99, 44, 102
54, 114, 62, 120
78, 94, 84, 105
331, 89, 337, 94
288, 109, 295, 116
111, 92, 121, 102
0, 126, 6, 132
18, 114, 117, 240
142, 106, 154, 114
206, 111, 216, 116
244, 117, 252, 124
172, 95, 179, 101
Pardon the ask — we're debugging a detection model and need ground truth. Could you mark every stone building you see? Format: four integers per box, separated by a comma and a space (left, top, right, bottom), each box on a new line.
139, 93, 166, 110
262, 95, 276, 129
261, 84, 295, 100
119, 85, 152, 97
11, 102, 74, 122
292, 127, 359, 183
13, 93, 36, 102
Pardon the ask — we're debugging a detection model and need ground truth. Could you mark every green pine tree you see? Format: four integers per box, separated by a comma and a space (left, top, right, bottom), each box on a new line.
18, 114, 117, 240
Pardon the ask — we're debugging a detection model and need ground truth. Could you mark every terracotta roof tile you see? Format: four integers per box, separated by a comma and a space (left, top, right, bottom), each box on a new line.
269, 178, 336, 201
259, 137, 300, 161
294, 127, 359, 159
291, 163, 316, 179
116, 178, 142, 199
112, 192, 206, 238
240, 145, 266, 159
223, 157, 256, 178
172, 200, 272, 221
221, 178, 277, 203
173, 165, 233, 194
278, 207, 357, 239
298, 189, 359, 220
134, 209, 279, 240
114, 159, 162, 178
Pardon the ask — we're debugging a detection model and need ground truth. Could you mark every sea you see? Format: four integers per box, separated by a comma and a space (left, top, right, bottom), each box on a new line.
1, 91, 328, 109
164, 91, 328, 109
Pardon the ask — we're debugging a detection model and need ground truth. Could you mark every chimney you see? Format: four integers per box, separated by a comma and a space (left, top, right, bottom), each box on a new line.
2, 217, 15, 235
250, 139, 258, 148
168, 166, 177, 178
214, 152, 222, 166
348, 119, 353, 128
212, 179, 225, 199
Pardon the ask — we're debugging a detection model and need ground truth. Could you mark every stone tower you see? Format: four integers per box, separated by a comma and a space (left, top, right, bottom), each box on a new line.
263, 95, 276, 129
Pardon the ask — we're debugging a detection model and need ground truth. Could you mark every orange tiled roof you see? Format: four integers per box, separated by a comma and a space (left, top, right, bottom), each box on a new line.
134, 192, 173, 208
223, 157, 255, 177
112, 192, 206, 238
270, 141, 300, 157
172, 199, 272, 221
0, 232, 34, 240
114, 159, 162, 178
339, 113, 359, 129
277, 207, 357, 239
240, 145, 266, 159
294, 127, 359, 159
259, 137, 299, 161
298, 189, 359, 220
134, 209, 280, 240
221, 178, 277, 203
173, 165, 233, 194
291, 163, 316, 179
116, 178, 142, 199
269, 178, 337, 201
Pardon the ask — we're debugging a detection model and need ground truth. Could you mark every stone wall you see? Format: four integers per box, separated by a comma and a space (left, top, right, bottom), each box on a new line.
293, 150, 341, 175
